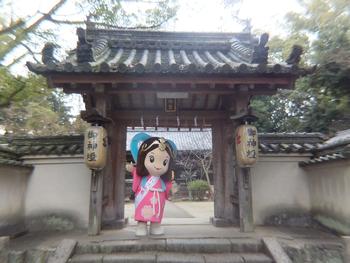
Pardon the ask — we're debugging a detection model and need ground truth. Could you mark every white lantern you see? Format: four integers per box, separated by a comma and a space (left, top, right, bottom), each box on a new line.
84, 125, 107, 169
235, 124, 259, 167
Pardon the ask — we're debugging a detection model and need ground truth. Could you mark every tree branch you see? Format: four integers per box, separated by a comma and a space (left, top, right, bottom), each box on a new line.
45, 16, 85, 25
19, 43, 41, 63
6, 53, 27, 68
0, 20, 25, 35
86, 20, 168, 30
0, 0, 68, 61
0, 85, 26, 109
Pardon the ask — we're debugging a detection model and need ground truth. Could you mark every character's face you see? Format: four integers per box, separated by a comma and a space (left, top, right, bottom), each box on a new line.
144, 147, 170, 177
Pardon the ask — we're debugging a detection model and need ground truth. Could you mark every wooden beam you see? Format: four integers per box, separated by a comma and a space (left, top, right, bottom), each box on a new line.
111, 110, 230, 121
61, 84, 278, 96
127, 94, 133, 109
153, 93, 157, 107
113, 95, 121, 110
203, 94, 209, 110
50, 74, 295, 86
114, 117, 213, 128
215, 96, 222, 110
140, 93, 146, 109
191, 94, 197, 109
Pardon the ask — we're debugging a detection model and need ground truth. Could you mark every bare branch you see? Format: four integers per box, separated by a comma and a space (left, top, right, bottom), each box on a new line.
43, 14, 170, 29
45, 15, 85, 25
19, 43, 41, 63
0, 0, 68, 61
87, 20, 169, 30
6, 53, 27, 68
0, 20, 25, 35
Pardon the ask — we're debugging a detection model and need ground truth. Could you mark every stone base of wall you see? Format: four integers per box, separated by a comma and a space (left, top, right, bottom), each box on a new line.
0, 222, 26, 238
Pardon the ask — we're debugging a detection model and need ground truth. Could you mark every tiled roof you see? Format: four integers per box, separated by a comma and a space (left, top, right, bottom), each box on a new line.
0, 145, 32, 167
3, 130, 325, 157
300, 130, 350, 166
8, 135, 84, 156
27, 24, 304, 76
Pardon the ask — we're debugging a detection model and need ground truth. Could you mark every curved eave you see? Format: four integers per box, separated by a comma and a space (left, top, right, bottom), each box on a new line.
27, 61, 306, 77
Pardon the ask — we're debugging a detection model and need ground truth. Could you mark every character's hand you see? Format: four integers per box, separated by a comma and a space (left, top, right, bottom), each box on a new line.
125, 162, 134, 173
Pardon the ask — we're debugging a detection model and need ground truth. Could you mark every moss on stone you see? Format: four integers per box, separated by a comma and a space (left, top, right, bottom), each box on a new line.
314, 214, 350, 235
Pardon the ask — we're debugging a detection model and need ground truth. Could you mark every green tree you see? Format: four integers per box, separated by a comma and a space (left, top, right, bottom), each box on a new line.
251, 0, 350, 134
0, 69, 75, 135
82, 0, 178, 29
0, 0, 179, 135
0, 0, 68, 65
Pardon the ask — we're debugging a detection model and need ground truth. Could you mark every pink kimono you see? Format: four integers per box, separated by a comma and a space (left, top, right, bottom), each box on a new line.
132, 168, 172, 223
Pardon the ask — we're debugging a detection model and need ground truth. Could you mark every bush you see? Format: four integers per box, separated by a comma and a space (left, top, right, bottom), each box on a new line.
187, 180, 210, 201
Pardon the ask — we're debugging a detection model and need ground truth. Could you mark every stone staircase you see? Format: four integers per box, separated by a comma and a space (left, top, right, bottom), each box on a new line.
68, 237, 273, 263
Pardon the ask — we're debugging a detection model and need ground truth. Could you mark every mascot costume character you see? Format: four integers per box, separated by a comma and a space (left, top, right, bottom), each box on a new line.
126, 133, 177, 236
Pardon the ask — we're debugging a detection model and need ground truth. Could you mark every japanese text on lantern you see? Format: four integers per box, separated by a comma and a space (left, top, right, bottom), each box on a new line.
86, 130, 98, 161
246, 127, 257, 159
84, 126, 107, 170
235, 125, 258, 167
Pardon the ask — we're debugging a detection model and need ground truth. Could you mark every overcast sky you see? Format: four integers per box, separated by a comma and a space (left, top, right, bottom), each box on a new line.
4, 0, 303, 69
3, 0, 303, 115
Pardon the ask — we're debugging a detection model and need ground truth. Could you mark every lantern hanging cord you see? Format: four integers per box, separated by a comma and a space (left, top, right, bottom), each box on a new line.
141, 116, 144, 127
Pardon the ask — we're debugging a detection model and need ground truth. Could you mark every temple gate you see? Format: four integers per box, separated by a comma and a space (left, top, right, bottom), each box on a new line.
28, 23, 305, 234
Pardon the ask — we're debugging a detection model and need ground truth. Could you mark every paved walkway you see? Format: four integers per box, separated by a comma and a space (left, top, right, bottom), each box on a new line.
125, 201, 214, 225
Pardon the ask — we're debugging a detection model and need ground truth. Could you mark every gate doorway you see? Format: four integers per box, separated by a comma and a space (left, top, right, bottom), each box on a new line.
28, 23, 303, 234
124, 127, 215, 226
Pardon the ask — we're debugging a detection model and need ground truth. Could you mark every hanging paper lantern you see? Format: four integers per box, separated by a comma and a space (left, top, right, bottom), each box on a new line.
84, 125, 108, 170
235, 124, 259, 167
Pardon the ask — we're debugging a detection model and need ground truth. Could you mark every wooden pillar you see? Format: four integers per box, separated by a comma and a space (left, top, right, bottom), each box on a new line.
234, 93, 254, 232
88, 92, 106, 236
237, 167, 254, 232
88, 169, 103, 235
223, 122, 239, 224
211, 121, 239, 227
212, 121, 225, 223
102, 122, 127, 229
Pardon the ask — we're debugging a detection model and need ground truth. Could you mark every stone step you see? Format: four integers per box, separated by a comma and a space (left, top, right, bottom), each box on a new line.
6, 248, 54, 263
69, 252, 273, 263
75, 238, 263, 255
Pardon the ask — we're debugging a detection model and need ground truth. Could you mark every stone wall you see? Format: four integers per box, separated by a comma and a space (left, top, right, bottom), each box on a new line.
0, 165, 32, 236
304, 159, 350, 234
23, 155, 91, 230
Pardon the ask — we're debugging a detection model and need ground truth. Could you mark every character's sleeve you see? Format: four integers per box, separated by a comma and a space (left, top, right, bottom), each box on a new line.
165, 180, 173, 200
132, 167, 141, 193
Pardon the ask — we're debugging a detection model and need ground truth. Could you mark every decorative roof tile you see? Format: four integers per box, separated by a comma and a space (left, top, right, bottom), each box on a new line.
0, 145, 32, 168
3, 129, 325, 157
27, 25, 305, 76
299, 130, 350, 166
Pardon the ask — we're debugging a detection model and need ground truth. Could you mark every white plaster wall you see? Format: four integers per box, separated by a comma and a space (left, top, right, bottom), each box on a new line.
0, 165, 31, 232
305, 160, 350, 224
22, 154, 313, 228
251, 155, 311, 225
23, 156, 91, 228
